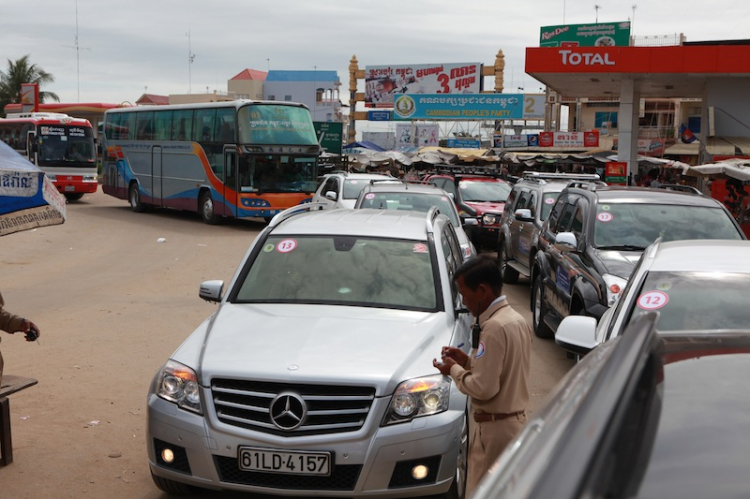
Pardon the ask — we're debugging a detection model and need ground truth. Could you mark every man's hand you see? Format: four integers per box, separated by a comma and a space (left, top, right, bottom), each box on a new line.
433, 356, 456, 376
441, 346, 468, 368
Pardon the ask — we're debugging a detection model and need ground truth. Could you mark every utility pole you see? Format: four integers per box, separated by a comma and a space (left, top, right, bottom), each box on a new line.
64, 0, 90, 102
187, 29, 196, 94
595, 4, 601, 23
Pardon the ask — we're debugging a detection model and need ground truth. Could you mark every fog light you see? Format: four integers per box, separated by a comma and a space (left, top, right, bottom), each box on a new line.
411, 464, 429, 480
161, 448, 175, 464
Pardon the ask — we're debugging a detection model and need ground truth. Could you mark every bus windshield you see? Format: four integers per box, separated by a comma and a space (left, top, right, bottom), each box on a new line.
38, 125, 96, 166
237, 104, 318, 145
238, 155, 317, 193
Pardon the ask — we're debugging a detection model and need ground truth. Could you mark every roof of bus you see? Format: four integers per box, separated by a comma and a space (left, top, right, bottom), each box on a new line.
103, 99, 310, 114
1, 113, 92, 126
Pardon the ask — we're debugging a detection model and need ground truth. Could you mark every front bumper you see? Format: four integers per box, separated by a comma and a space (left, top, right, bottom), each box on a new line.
147, 392, 465, 497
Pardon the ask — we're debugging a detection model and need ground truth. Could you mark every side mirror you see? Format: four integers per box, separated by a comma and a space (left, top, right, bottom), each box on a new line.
514, 208, 533, 221
199, 280, 224, 303
554, 232, 578, 252
325, 191, 338, 201
462, 217, 479, 227
555, 315, 598, 356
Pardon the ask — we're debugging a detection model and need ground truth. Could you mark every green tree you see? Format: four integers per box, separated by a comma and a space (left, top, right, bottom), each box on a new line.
0, 55, 59, 117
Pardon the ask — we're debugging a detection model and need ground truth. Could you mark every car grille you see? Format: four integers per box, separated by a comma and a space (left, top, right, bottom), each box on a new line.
215, 455, 362, 490
211, 379, 376, 437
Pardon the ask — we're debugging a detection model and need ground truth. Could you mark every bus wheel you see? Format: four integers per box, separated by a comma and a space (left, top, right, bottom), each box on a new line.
200, 192, 220, 225
65, 193, 84, 202
129, 184, 146, 213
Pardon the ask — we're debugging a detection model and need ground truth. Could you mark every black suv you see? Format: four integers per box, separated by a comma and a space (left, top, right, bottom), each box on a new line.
498, 172, 602, 284
531, 184, 745, 338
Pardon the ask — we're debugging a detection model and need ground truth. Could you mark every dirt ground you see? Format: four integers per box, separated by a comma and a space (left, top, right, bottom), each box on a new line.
0, 190, 572, 498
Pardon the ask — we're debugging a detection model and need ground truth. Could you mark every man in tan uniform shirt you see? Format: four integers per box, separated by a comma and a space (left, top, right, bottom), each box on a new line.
434, 255, 532, 498
0, 292, 41, 387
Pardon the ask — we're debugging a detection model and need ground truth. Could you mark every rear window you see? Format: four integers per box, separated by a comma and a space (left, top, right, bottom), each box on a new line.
235, 235, 438, 311
358, 192, 459, 226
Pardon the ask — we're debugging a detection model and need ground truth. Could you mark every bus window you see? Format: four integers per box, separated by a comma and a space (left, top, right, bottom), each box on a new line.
136, 112, 155, 140
216, 108, 236, 142
123, 112, 136, 140
194, 109, 217, 142
154, 110, 173, 140
172, 110, 192, 141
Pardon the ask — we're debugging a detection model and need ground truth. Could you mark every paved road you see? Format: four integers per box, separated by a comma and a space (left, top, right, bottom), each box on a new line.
0, 190, 573, 498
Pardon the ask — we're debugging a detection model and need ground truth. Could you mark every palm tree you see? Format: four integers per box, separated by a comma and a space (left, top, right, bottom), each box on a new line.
0, 55, 59, 117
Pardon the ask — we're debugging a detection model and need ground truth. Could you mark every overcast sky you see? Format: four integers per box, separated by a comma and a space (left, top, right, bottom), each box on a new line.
2, 0, 748, 106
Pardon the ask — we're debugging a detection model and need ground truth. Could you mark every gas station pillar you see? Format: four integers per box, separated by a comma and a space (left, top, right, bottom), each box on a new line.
618, 78, 640, 184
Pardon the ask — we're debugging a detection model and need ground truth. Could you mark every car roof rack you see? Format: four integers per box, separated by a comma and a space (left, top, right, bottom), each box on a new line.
268, 202, 330, 228
522, 171, 601, 182
566, 180, 606, 191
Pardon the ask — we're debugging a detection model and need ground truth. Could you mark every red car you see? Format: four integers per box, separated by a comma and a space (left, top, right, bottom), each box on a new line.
424, 173, 512, 251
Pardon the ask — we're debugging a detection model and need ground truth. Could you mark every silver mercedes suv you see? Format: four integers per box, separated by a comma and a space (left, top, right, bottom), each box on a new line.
147, 204, 472, 497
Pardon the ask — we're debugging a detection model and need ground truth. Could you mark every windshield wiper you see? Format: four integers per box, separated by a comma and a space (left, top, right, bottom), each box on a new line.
597, 245, 647, 251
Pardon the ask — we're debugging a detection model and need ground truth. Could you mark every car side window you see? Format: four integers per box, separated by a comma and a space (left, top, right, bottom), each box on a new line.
440, 179, 457, 197
547, 195, 567, 232
324, 177, 339, 195
517, 191, 531, 211
505, 189, 519, 211
557, 203, 577, 232
440, 224, 461, 303
528, 191, 538, 218
570, 200, 586, 240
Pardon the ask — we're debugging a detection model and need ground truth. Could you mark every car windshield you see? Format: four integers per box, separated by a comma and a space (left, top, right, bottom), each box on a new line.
594, 203, 742, 249
235, 235, 438, 311
628, 271, 750, 331
343, 179, 378, 199
458, 180, 511, 203
541, 193, 559, 221
358, 192, 460, 226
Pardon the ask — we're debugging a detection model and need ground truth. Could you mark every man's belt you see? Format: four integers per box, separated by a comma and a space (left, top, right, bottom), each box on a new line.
473, 410, 525, 423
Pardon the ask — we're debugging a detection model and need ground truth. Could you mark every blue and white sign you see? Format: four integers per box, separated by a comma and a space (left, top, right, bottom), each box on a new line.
368, 110, 392, 121
394, 93, 525, 121
446, 138, 481, 148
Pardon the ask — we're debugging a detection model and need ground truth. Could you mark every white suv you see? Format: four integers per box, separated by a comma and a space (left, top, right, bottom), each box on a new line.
312, 172, 393, 209
147, 204, 472, 498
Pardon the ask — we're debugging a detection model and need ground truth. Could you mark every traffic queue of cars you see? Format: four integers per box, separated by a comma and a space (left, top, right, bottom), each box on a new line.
475, 174, 750, 496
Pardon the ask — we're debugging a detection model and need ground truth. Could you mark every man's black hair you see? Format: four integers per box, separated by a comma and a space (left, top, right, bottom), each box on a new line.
454, 254, 503, 294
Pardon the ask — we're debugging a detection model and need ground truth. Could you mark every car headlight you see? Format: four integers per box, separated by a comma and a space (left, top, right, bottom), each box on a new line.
602, 274, 628, 307
155, 360, 203, 414
482, 213, 498, 226
382, 374, 450, 425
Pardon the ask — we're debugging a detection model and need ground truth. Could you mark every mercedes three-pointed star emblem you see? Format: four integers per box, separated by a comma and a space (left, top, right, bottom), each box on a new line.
269, 392, 307, 430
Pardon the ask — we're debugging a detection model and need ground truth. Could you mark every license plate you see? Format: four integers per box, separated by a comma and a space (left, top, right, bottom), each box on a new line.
238, 447, 331, 476
64, 185, 76, 192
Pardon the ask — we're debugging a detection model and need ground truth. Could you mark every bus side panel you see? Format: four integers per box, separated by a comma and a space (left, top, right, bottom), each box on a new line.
160, 145, 209, 212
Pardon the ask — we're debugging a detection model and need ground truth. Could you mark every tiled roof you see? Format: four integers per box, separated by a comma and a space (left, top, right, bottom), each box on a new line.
230, 69, 268, 81
136, 94, 169, 105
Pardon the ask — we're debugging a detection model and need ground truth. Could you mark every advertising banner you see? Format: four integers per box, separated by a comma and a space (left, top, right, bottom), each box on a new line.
314, 122, 343, 155
539, 131, 599, 148
396, 123, 440, 148
393, 94, 528, 121
540, 22, 631, 47
605, 161, 628, 185
364, 63, 482, 108
21, 83, 39, 113
497, 134, 540, 148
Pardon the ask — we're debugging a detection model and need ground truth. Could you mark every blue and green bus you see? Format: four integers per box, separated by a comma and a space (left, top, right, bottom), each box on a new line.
101, 100, 320, 223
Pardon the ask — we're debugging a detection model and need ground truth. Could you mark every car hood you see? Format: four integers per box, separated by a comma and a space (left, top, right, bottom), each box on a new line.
192, 303, 453, 396
464, 201, 505, 215
594, 249, 644, 279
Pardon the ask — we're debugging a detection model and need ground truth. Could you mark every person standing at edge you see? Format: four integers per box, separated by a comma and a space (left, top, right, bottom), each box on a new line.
433, 255, 532, 498
0, 292, 41, 387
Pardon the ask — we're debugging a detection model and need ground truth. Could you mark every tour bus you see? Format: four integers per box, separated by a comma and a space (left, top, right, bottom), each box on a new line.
0, 112, 98, 201
100, 100, 320, 224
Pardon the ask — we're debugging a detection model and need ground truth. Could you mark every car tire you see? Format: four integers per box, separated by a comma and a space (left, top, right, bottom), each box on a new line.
200, 191, 220, 225
442, 411, 468, 499
150, 471, 195, 495
532, 273, 554, 339
129, 183, 146, 213
498, 241, 519, 284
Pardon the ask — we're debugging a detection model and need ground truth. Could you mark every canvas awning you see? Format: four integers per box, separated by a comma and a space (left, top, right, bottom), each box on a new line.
688, 159, 750, 181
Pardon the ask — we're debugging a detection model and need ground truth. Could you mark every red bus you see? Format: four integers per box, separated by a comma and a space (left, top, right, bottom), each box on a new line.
0, 112, 98, 201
